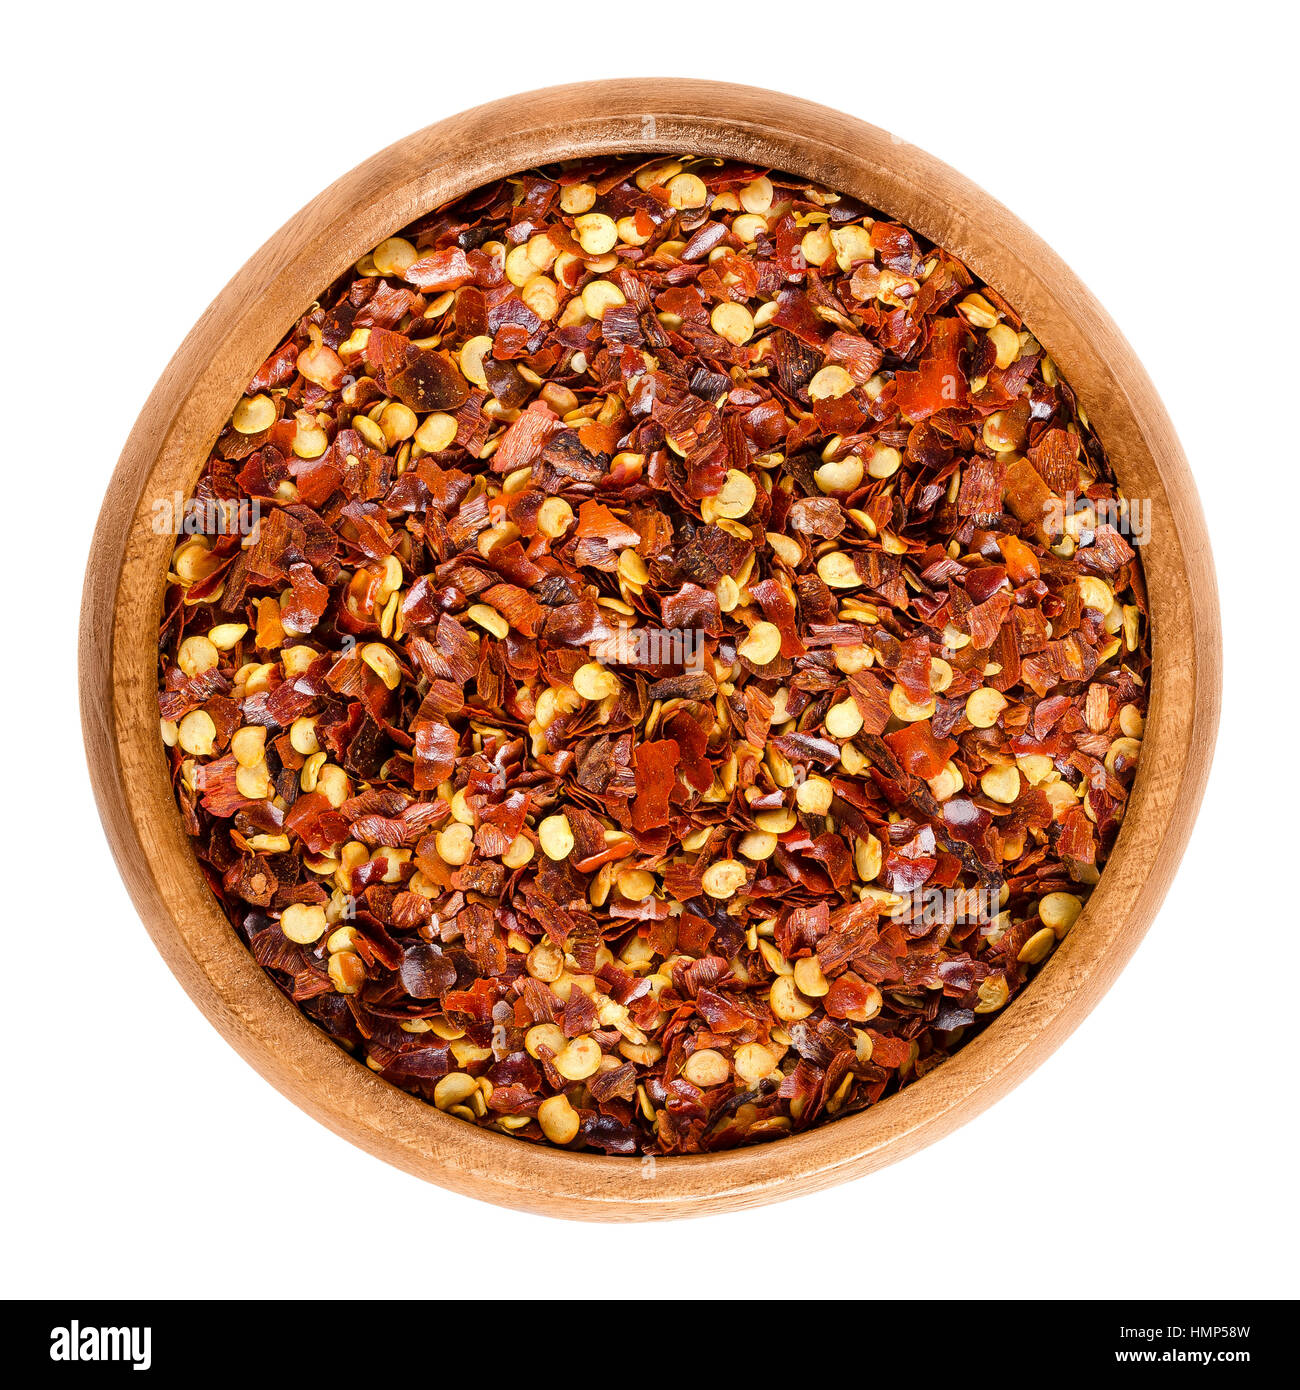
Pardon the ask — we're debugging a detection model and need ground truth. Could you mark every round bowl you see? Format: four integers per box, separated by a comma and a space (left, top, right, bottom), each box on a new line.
80, 79, 1221, 1220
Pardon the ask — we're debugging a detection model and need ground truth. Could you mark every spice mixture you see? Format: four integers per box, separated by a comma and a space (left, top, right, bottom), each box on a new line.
159, 156, 1150, 1154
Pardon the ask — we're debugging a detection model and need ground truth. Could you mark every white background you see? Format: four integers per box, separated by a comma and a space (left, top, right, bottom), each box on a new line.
4, 0, 1294, 1300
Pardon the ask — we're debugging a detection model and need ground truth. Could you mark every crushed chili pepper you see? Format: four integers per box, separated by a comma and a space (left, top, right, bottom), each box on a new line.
158, 156, 1150, 1155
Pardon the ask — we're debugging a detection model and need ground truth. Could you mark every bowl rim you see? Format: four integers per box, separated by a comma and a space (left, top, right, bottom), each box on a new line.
80, 78, 1221, 1220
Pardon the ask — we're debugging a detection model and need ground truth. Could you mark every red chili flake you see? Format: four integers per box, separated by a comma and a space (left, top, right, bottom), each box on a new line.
160, 154, 1150, 1155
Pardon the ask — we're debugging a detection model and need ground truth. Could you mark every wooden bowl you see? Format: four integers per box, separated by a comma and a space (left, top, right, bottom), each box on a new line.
81, 79, 1221, 1220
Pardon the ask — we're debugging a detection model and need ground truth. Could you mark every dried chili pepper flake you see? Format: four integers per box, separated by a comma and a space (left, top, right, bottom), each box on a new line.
159, 152, 1150, 1155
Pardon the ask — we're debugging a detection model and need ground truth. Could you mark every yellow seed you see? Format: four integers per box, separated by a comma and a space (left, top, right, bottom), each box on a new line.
538, 1093, 581, 1144
616, 215, 652, 247
581, 279, 626, 321
769, 975, 814, 1021
554, 1036, 602, 1081
635, 160, 682, 191
981, 764, 1021, 804
281, 645, 317, 677
809, 365, 855, 400
966, 687, 1007, 728
326, 926, 357, 954
573, 661, 621, 700
317, 764, 349, 808
815, 454, 864, 493
1105, 736, 1142, 775
560, 182, 596, 215
1119, 704, 1145, 739
232, 394, 276, 434
503, 835, 535, 870
867, 445, 902, 480
230, 725, 266, 768
525, 1023, 568, 1059
794, 775, 834, 815
738, 830, 777, 860
927, 760, 963, 801
834, 644, 873, 675
539, 813, 575, 861
433, 1072, 478, 1112
701, 859, 748, 899
1078, 576, 1115, 612
281, 902, 328, 944
289, 716, 319, 756
459, 335, 493, 389
738, 176, 773, 214
732, 213, 768, 243
711, 302, 754, 345
755, 807, 797, 834
957, 293, 999, 330
526, 940, 562, 982
618, 548, 649, 585
1039, 891, 1083, 937
1018, 926, 1056, 965
766, 531, 802, 567
793, 956, 829, 998
177, 635, 219, 678
854, 833, 883, 882
521, 274, 559, 321
617, 868, 656, 900
974, 975, 1009, 1012
988, 322, 1019, 369
299, 750, 325, 792
734, 1042, 777, 1084
414, 412, 457, 452
372, 236, 417, 277
889, 685, 936, 722
360, 642, 401, 690
1016, 753, 1054, 785
436, 823, 473, 866
505, 243, 536, 288
292, 418, 328, 459
537, 497, 574, 539
467, 603, 508, 640
379, 401, 417, 447
207, 623, 247, 651
682, 1049, 730, 1087
715, 575, 742, 612
738, 621, 781, 666
327, 951, 364, 995
801, 225, 833, 267
177, 710, 216, 756
713, 468, 757, 519
817, 551, 861, 589
758, 941, 789, 976
574, 212, 618, 255
825, 698, 864, 739
353, 414, 385, 450
830, 224, 873, 271
928, 657, 954, 693
841, 742, 867, 775
1123, 605, 1141, 651
666, 172, 707, 209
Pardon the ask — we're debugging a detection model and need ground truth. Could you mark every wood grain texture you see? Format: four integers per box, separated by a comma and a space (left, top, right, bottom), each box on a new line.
79, 79, 1222, 1220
